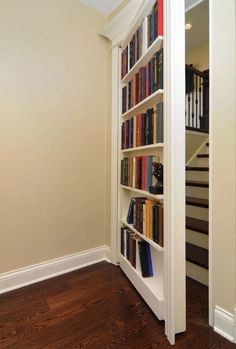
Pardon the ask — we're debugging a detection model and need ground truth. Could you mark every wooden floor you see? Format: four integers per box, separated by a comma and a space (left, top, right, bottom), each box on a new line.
0, 262, 235, 348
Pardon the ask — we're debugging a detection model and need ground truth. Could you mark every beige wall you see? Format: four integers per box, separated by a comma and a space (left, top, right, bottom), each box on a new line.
0, 0, 110, 273
210, 0, 236, 314
186, 41, 209, 71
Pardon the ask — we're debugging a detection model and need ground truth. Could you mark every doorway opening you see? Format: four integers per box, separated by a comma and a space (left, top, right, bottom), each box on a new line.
185, 0, 210, 326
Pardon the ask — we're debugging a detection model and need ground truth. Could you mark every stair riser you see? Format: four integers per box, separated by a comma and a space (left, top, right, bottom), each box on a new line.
186, 186, 209, 199
186, 171, 209, 182
197, 158, 209, 167
186, 205, 209, 221
186, 261, 208, 286
186, 229, 209, 249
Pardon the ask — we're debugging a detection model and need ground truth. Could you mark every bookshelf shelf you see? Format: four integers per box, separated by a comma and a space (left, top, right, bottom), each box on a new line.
121, 36, 163, 84
121, 218, 164, 252
121, 89, 164, 120
122, 143, 164, 153
119, 254, 164, 320
121, 185, 164, 200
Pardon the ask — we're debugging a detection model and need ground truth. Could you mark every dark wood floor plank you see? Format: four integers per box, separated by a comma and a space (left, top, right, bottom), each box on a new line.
0, 262, 235, 349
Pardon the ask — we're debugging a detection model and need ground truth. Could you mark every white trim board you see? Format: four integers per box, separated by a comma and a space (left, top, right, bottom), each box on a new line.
0, 245, 111, 295
214, 306, 236, 343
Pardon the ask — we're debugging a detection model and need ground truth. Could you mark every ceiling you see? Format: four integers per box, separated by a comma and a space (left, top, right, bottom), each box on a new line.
79, 0, 123, 15
186, 0, 209, 51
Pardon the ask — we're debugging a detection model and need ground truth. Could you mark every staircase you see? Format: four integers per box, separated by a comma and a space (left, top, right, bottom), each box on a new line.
186, 141, 209, 286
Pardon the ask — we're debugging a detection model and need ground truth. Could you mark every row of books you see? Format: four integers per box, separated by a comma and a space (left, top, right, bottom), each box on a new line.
121, 103, 163, 149
127, 197, 164, 246
121, 156, 163, 192
120, 0, 163, 79
122, 49, 163, 114
130, 25, 143, 70
148, 0, 163, 47
121, 227, 154, 277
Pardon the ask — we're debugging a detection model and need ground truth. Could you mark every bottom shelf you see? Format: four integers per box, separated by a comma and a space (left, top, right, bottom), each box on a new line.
119, 254, 164, 320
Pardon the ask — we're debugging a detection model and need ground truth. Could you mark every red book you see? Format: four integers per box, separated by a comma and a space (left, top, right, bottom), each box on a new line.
142, 156, 147, 191
138, 69, 142, 103
146, 64, 149, 97
158, 0, 163, 36
135, 156, 139, 189
133, 75, 136, 106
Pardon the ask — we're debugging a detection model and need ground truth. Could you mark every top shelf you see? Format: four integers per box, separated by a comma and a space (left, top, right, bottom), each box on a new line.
121, 36, 163, 85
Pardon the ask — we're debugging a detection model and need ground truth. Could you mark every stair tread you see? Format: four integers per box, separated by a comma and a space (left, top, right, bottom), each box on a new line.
197, 154, 209, 158
186, 216, 209, 235
186, 196, 209, 208
186, 166, 209, 171
186, 180, 209, 188
186, 126, 209, 134
186, 242, 209, 269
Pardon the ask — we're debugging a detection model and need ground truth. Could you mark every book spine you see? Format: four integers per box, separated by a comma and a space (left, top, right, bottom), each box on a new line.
143, 203, 146, 236
133, 198, 137, 228
131, 236, 136, 268
146, 243, 154, 276
158, 0, 163, 37
158, 48, 163, 90
158, 205, 164, 247
146, 200, 150, 238
127, 198, 134, 224
132, 157, 136, 188
149, 202, 154, 240
133, 116, 137, 148
138, 241, 150, 277
142, 156, 147, 191
143, 17, 148, 54
157, 102, 164, 143
146, 156, 153, 192
153, 105, 157, 144
152, 205, 158, 243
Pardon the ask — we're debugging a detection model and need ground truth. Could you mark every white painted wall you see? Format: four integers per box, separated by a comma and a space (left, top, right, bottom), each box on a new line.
209, 0, 236, 337
0, 0, 110, 273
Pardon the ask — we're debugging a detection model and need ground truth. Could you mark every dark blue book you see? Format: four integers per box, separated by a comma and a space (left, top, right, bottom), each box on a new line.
146, 243, 154, 276
146, 156, 153, 191
138, 241, 150, 277
127, 198, 135, 224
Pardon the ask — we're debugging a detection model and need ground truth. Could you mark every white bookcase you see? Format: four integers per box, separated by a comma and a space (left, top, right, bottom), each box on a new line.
119, 0, 165, 322
101, 0, 186, 344
117, 0, 186, 345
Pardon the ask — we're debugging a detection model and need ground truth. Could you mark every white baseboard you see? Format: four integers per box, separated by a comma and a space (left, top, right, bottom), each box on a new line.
0, 245, 111, 295
214, 306, 236, 343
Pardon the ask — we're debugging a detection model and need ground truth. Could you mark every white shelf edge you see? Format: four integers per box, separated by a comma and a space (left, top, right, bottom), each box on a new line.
122, 89, 164, 120
121, 36, 163, 84
121, 185, 164, 200
122, 143, 164, 153
121, 218, 164, 252
119, 254, 164, 320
